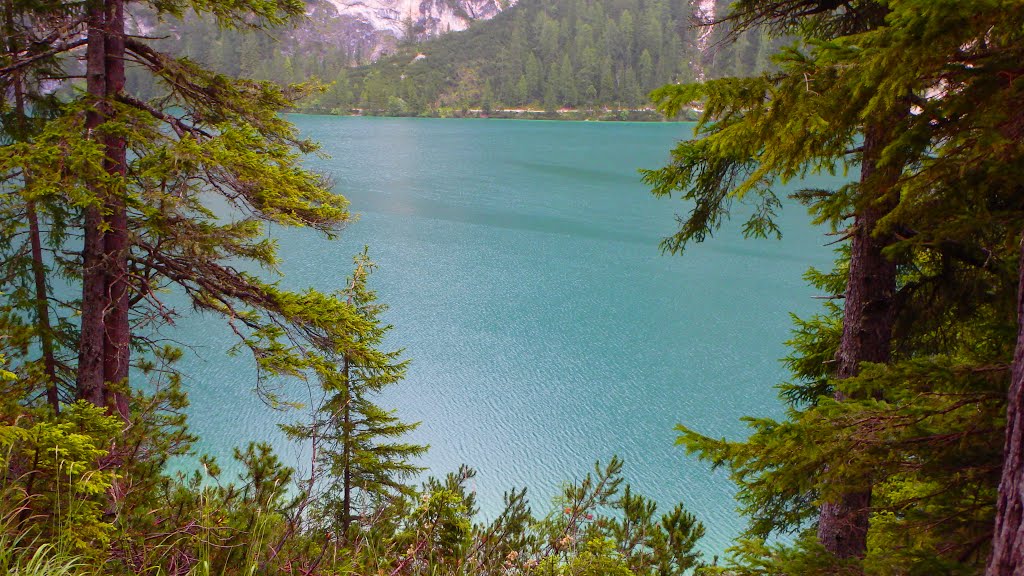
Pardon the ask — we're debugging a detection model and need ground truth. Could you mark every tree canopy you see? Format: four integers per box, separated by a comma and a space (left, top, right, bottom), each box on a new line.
645, 0, 1024, 572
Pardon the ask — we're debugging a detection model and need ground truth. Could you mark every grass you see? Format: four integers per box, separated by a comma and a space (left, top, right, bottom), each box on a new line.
0, 535, 90, 576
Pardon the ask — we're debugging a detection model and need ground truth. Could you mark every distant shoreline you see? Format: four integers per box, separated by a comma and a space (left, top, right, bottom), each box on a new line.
290, 107, 699, 122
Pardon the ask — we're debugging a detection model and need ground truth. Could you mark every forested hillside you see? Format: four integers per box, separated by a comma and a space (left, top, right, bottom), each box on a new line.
127, 0, 783, 118
321, 0, 780, 116
125, 5, 353, 99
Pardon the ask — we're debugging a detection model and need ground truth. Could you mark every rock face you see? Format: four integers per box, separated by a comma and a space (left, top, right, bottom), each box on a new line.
305, 0, 507, 61
692, 0, 716, 81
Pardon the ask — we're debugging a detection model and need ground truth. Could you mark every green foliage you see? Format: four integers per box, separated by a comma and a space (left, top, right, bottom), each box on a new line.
334, 0, 784, 115
707, 534, 861, 576
0, 539, 92, 576
0, 401, 121, 555
1, 0, 357, 414
610, 487, 706, 575
649, 0, 1024, 572
2, 0, 386, 573
283, 249, 427, 537
261, 457, 705, 576
517, 457, 707, 576
413, 484, 474, 565
536, 537, 636, 576
139, 0, 781, 116
109, 438, 301, 574
332, 0, 694, 114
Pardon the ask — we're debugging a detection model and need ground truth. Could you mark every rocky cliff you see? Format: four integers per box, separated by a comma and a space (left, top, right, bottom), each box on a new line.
301, 0, 509, 61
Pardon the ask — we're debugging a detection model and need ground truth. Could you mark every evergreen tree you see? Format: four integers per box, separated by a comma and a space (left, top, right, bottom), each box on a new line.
621, 65, 641, 106
545, 59, 559, 106
320, 71, 354, 113
0, 0, 69, 414
599, 57, 616, 105
638, 48, 654, 94
558, 52, 577, 106
1, 0, 364, 515
515, 74, 527, 104
524, 52, 542, 102
285, 250, 426, 536
644, 0, 1024, 571
235, 0, 735, 116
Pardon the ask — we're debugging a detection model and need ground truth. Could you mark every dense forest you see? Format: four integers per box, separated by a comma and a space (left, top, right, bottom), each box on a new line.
2, 0, 1024, 575
128, 0, 783, 118
319, 0, 781, 116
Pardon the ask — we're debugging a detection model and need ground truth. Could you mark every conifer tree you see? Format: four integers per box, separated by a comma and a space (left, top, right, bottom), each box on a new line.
645, 0, 1024, 570
0, 8, 379, 539
645, 1, 899, 557
1, 0, 363, 394
0, 3, 423, 564
0, 0, 72, 414
285, 250, 426, 537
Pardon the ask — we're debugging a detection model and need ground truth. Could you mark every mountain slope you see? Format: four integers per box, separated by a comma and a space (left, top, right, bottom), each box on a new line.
124, 0, 781, 116
302, 0, 783, 116
127, 0, 511, 72
319, 0, 507, 42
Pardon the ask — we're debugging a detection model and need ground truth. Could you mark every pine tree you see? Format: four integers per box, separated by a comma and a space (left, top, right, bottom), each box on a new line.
514, 75, 527, 105
1, 0, 365, 457
0, 0, 70, 414
285, 250, 426, 536
524, 52, 542, 102
644, 0, 1024, 571
638, 49, 654, 94
599, 57, 616, 105
558, 52, 576, 107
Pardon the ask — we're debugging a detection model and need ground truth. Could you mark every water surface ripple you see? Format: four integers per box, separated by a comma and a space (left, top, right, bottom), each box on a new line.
177, 116, 840, 555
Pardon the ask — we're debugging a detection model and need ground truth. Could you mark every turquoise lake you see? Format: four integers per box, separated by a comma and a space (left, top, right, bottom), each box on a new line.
175, 116, 841, 556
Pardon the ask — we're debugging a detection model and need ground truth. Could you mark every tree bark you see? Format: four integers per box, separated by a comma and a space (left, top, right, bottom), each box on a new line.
816, 121, 900, 558
985, 233, 1024, 575
28, 204, 58, 412
77, 0, 109, 408
77, 0, 129, 421
342, 358, 352, 536
100, 0, 130, 420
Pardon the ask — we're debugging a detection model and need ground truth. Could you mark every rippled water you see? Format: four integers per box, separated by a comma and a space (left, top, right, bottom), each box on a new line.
176, 116, 841, 555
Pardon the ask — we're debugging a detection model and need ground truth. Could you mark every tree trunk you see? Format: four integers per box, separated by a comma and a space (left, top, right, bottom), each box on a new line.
342, 359, 352, 536
77, 0, 129, 421
77, 0, 108, 408
101, 0, 130, 420
985, 233, 1024, 575
28, 205, 58, 412
3, 0, 59, 414
816, 121, 900, 558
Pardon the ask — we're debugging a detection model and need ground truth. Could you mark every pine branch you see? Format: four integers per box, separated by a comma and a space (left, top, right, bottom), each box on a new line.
0, 37, 87, 78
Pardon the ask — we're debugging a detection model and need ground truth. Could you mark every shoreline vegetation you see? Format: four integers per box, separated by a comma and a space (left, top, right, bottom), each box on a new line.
294, 106, 699, 122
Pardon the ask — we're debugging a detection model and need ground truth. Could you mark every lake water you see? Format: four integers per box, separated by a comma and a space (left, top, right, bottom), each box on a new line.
176, 116, 840, 556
